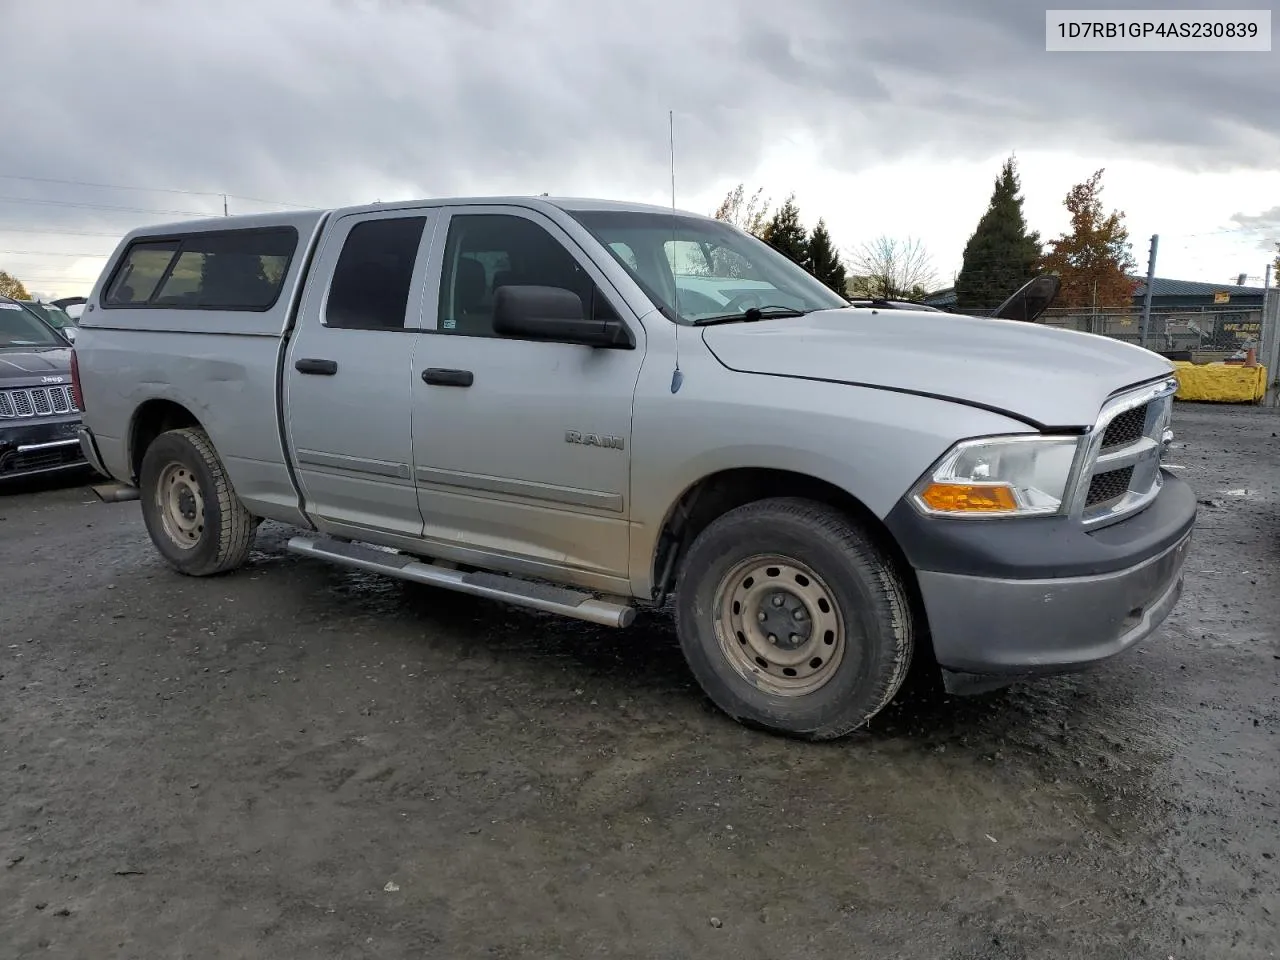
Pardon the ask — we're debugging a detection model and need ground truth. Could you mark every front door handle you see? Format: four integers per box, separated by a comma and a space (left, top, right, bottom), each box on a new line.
422, 368, 473, 387
295, 358, 338, 376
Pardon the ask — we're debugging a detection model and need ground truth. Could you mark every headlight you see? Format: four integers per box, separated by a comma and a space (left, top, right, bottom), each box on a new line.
910, 435, 1081, 518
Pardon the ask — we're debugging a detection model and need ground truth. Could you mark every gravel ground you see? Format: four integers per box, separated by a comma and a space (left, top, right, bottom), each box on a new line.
1, 401, 1277, 960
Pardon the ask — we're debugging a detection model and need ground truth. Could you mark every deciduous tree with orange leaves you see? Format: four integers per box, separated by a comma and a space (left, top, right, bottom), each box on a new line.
1041, 169, 1138, 311
0, 269, 30, 300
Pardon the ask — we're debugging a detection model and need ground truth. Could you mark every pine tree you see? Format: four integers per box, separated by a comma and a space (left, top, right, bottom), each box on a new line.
761, 194, 809, 267
1041, 168, 1138, 311
954, 156, 1042, 312
806, 219, 846, 295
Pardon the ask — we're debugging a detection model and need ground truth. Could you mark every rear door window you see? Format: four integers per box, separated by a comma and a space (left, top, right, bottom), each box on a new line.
325, 217, 428, 330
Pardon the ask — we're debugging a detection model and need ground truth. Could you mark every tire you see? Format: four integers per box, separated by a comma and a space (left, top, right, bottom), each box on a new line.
138, 426, 256, 577
673, 497, 914, 740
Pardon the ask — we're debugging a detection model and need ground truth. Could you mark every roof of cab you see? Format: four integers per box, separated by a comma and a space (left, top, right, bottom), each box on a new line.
326, 195, 713, 220
120, 195, 715, 242
544, 196, 713, 218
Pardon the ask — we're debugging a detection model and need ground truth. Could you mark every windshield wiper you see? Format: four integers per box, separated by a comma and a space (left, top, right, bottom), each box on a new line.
691, 306, 808, 327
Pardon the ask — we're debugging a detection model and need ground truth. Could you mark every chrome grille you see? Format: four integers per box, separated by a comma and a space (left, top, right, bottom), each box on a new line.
1068, 377, 1178, 528
1100, 404, 1147, 450
1085, 466, 1134, 507
0, 386, 78, 420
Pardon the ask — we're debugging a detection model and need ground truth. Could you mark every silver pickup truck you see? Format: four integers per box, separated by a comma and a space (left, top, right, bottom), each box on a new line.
72, 196, 1195, 739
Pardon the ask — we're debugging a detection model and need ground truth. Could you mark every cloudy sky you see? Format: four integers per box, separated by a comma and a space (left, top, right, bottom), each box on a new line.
2, 0, 1278, 300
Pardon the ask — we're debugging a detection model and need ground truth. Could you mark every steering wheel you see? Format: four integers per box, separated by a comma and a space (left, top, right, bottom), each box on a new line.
722, 292, 764, 314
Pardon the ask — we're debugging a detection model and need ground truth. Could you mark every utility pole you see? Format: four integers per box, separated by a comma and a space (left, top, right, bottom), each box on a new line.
223, 194, 229, 217
1139, 234, 1158, 350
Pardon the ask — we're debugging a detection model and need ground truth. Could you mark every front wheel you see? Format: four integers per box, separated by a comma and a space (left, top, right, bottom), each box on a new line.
673, 498, 915, 740
139, 427, 256, 576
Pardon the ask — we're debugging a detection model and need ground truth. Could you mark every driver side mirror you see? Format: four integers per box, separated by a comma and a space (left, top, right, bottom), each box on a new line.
990, 273, 1060, 323
492, 285, 633, 348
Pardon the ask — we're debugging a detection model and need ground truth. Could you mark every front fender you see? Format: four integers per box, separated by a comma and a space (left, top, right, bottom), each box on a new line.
626, 355, 1034, 596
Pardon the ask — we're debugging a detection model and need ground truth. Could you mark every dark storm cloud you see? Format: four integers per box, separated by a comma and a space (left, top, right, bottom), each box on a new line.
790, 0, 1278, 171
0, 0, 1275, 232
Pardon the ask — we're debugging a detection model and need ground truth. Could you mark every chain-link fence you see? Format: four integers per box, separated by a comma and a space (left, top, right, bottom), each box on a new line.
1259, 293, 1280, 401
1033, 305, 1264, 361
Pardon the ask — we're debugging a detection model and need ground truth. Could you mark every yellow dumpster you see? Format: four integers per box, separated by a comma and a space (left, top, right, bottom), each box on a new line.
1170, 361, 1266, 403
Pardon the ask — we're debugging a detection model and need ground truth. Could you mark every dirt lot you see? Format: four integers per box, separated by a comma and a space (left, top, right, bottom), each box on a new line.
1, 402, 1277, 960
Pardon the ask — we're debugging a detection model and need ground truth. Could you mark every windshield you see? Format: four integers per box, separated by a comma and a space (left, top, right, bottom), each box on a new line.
21, 301, 75, 330
567, 210, 848, 324
20, 302, 75, 332
0, 301, 65, 348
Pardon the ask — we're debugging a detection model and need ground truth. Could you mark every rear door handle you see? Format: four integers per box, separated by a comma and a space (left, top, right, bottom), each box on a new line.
295, 358, 338, 375
422, 368, 473, 387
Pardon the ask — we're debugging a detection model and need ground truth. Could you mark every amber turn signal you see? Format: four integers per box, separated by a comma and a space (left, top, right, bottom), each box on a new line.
917, 482, 1019, 513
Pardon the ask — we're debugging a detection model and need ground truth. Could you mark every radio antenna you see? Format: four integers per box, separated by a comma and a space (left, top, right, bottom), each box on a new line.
669, 109, 684, 394
669, 109, 677, 209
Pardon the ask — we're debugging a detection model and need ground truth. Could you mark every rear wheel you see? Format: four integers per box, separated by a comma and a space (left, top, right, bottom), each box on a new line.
673, 497, 914, 740
139, 427, 255, 576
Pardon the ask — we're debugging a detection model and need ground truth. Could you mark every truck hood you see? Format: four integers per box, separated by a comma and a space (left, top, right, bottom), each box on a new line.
699, 308, 1174, 429
0, 347, 72, 385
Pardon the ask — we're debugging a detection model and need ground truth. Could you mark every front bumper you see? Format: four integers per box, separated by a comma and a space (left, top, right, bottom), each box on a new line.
0, 416, 87, 481
885, 471, 1197, 693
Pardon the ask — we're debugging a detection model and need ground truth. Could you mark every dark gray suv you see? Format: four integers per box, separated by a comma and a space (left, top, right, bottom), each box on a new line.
0, 295, 87, 481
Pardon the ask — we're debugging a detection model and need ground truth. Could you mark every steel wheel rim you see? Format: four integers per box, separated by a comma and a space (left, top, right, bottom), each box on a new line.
157, 461, 204, 550
713, 554, 846, 697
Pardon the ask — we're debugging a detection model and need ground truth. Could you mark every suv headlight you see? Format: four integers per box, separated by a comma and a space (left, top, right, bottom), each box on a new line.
910, 435, 1081, 518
